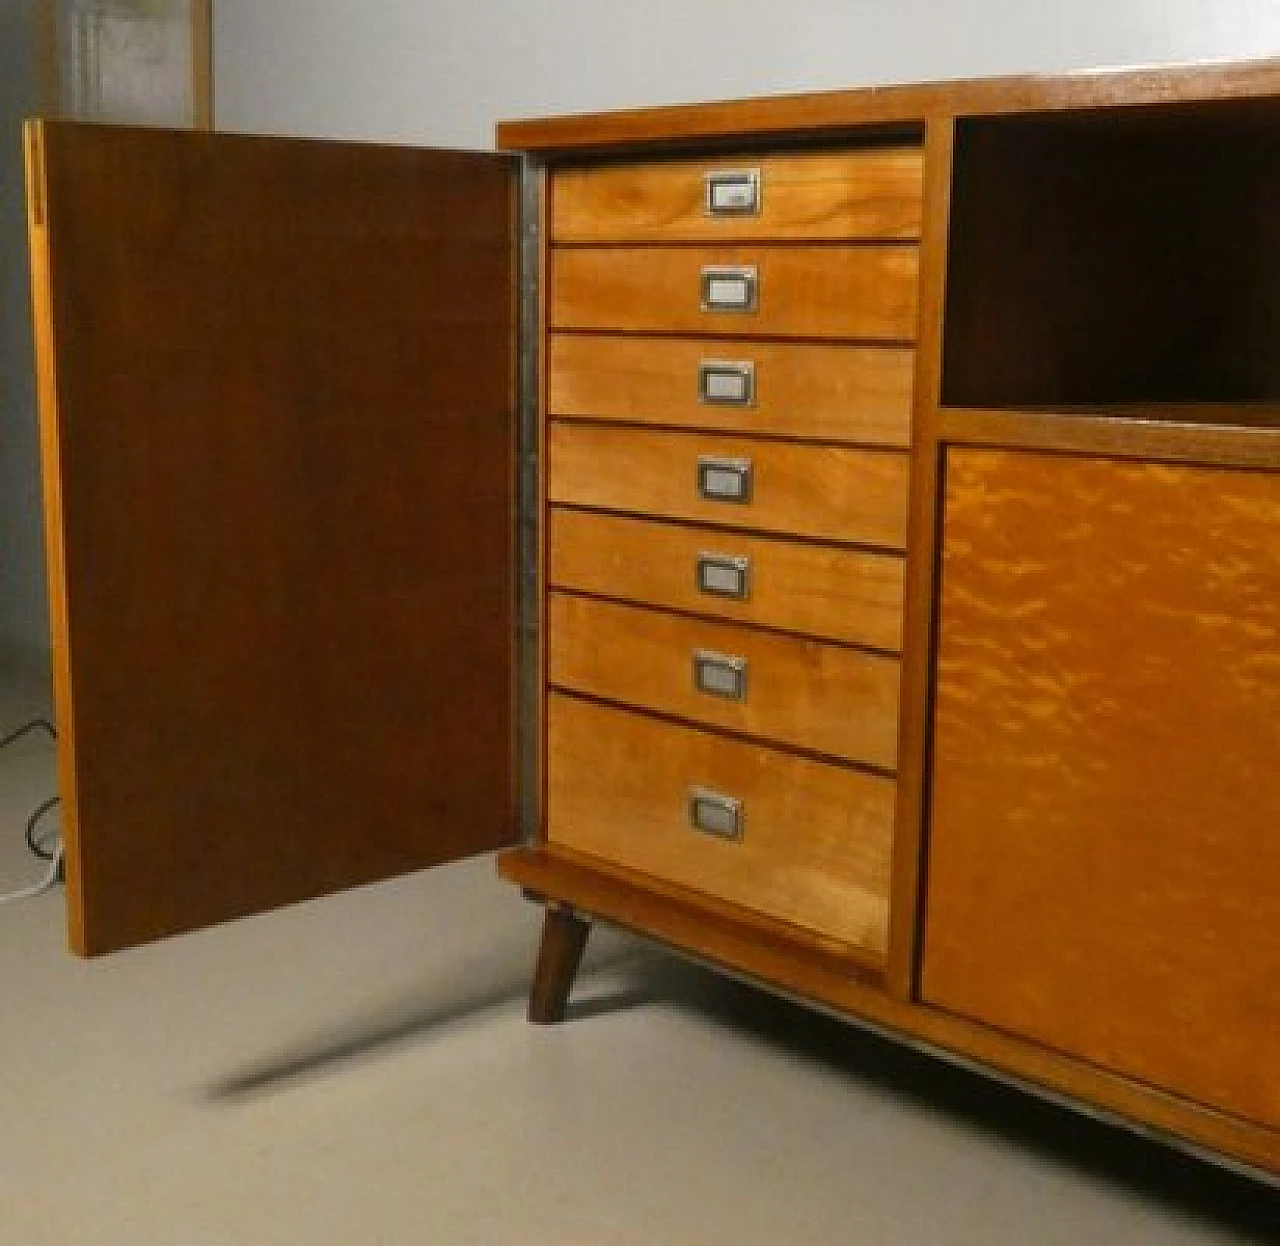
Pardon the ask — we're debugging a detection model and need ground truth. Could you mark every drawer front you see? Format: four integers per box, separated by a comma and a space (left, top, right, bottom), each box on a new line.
547, 693, 894, 953
547, 593, 901, 768
550, 245, 920, 341
550, 148, 924, 243
548, 423, 910, 550
549, 509, 905, 651
547, 334, 914, 447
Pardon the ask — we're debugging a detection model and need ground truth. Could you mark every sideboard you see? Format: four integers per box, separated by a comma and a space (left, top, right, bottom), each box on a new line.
25, 57, 1280, 1180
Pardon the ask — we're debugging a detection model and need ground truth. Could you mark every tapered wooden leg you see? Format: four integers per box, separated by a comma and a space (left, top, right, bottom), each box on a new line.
528, 904, 591, 1024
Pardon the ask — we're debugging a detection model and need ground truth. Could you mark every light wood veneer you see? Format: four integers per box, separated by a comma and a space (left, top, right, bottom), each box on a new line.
547, 592, 901, 769
925, 447, 1280, 1134
550, 245, 920, 341
546, 693, 894, 953
548, 423, 910, 549
548, 508, 906, 651
547, 334, 915, 446
550, 148, 924, 242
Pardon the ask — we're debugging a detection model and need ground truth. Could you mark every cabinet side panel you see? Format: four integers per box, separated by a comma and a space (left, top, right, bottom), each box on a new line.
923, 448, 1280, 1131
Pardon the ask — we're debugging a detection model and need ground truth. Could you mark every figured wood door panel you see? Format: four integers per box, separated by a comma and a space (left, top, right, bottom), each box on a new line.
26, 121, 517, 955
923, 448, 1280, 1130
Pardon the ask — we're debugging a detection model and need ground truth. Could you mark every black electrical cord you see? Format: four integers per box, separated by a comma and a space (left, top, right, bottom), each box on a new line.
25, 795, 62, 861
0, 718, 56, 750
1, 717, 61, 866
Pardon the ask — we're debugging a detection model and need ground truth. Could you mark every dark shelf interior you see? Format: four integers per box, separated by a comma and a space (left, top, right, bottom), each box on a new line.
941, 99, 1280, 410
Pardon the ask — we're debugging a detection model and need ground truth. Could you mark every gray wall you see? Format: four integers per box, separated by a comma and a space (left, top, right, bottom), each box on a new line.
0, 0, 47, 654
213, 1, 1280, 145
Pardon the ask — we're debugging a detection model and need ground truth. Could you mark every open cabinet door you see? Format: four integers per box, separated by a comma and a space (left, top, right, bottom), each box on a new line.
24, 121, 519, 955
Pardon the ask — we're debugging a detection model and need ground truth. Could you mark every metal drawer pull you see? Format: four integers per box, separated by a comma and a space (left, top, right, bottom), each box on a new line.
698, 359, 756, 407
704, 168, 762, 217
689, 787, 745, 841
697, 455, 752, 504
694, 649, 748, 701
700, 265, 758, 313
696, 552, 750, 601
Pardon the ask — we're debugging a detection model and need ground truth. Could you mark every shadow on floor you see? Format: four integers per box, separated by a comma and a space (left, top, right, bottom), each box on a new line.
605, 951, 1280, 1240
199, 934, 1276, 1236
200, 944, 645, 1104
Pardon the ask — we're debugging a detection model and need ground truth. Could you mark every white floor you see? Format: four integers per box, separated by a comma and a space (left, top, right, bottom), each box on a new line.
0, 647, 1274, 1245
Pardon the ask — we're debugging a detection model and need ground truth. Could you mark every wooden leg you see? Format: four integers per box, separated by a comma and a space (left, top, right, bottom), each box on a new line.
528, 905, 591, 1025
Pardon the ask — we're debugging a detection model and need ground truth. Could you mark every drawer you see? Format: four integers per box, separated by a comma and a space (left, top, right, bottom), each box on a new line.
550, 148, 924, 243
548, 423, 910, 550
546, 692, 894, 954
548, 334, 914, 447
548, 509, 905, 652
547, 592, 901, 768
550, 245, 919, 341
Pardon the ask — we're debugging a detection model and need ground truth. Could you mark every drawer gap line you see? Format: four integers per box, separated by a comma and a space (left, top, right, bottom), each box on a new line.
545, 585, 903, 657
545, 501, 909, 556
547, 414, 913, 453
545, 686, 899, 780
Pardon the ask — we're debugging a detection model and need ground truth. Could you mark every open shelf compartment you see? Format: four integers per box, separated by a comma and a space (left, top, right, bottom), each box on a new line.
941, 98, 1280, 419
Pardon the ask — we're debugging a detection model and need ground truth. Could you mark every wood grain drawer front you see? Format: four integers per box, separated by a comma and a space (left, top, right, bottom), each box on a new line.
549, 509, 905, 651
548, 593, 901, 768
548, 334, 914, 447
546, 693, 894, 953
550, 246, 920, 341
550, 148, 924, 243
549, 424, 910, 550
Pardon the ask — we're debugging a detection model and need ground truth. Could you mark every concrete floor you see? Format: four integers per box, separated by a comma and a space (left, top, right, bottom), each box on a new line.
0, 647, 1275, 1244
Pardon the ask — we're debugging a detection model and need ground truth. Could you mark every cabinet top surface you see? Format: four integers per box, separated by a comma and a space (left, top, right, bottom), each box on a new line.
497, 56, 1280, 152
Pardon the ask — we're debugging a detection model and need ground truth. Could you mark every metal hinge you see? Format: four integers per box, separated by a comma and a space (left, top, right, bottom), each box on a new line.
516, 155, 543, 845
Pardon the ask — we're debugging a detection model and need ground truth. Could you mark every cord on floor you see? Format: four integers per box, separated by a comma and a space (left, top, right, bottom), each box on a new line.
0, 717, 56, 750
1, 717, 63, 904
26, 795, 61, 861
0, 841, 63, 905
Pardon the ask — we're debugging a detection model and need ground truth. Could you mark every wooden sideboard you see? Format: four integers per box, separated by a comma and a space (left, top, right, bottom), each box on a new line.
25, 58, 1280, 1182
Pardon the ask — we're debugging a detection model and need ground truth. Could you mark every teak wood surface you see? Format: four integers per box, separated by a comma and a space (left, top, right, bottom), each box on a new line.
26, 122, 518, 954
547, 592, 902, 769
886, 116, 955, 999
548, 508, 906, 652
547, 334, 915, 447
550, 148, 924, 242
498, 58, 1280, 151
547, 423, 911, 549
500, 843, 1280, 1177
924, 448, 1280, 1134
550, 245, 920, 341
546, 693, 893, 953
527, 905, 592, 1025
